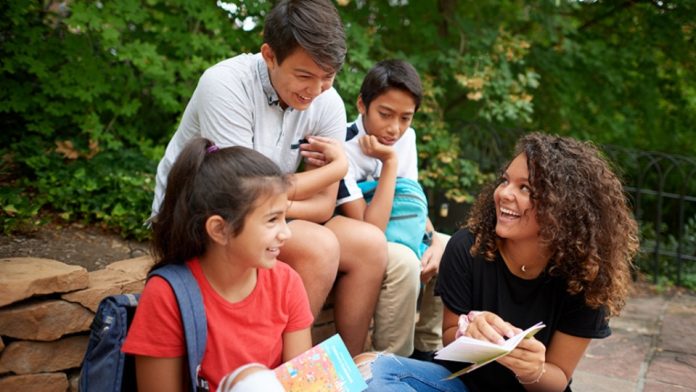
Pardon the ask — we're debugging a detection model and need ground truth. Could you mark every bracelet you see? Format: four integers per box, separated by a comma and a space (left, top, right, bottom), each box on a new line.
516, 363, 546, 384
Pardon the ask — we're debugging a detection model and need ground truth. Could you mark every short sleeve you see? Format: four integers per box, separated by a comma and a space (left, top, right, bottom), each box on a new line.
122, 276, 185, 357
282, 266, 314, 332
336, 166, 363, 206
312, 88, 346, 143
193, 65, 255, 149
435, 229, 475, 315
557, 293, 611, 339
399, 129, 419, 181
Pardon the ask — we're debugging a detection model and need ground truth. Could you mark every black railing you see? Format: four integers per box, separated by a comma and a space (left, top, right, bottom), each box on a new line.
603, 146, 696, 286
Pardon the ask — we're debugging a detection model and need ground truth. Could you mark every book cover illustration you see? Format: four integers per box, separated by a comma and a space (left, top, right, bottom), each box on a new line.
435, 321, 545, 379
274, 334, 368, 392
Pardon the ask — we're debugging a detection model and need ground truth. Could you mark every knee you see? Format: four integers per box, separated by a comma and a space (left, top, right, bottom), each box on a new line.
358, 353, 406, 382
354, 352, 380, 381
303, 228, 341, 271
283, 223, 340, 286
358, 224, 388, 270
316, 234, 341, 266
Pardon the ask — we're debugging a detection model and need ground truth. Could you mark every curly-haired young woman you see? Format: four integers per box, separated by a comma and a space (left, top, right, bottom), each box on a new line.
358, 132, 640, 392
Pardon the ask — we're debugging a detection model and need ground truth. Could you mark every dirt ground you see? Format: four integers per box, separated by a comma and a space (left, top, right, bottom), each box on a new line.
0, 221, 681, 298
0, 222, 149, 271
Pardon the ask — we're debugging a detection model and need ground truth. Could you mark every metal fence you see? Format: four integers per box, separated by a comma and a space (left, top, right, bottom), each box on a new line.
603, 146, 696, 286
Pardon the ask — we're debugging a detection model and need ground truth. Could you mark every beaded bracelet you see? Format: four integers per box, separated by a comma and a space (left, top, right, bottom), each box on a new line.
516, 363, 546, 384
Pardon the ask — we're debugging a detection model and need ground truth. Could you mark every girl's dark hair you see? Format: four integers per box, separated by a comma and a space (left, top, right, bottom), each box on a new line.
263, 0, 346, 73
359, 59, 423, 112
150, 138, 290, 270
466, 132, 639, 317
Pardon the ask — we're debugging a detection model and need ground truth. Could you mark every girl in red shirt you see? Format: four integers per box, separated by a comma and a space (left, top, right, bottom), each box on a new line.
123, 138, 314, 391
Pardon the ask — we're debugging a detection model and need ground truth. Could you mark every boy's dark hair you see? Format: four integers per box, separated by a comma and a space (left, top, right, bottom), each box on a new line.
150, 138, 290, 269
264, 0, 346, 72
360, 59, 423, 112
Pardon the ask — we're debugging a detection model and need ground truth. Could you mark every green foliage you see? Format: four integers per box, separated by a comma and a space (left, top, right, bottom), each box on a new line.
1, 0, 695, 254
415, 76, 492, 203
0, 185, 44, 234
2, 141, 155, 240
527, 0, 696, 154
0, 0, 267, 238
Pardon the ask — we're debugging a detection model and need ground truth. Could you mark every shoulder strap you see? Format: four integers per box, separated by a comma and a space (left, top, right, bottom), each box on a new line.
149, 264, 207, 392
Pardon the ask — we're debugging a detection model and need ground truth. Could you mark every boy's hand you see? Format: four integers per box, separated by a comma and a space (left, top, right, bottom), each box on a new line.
300, 136, 347, 168
420, 234, 445, 284
358, 135, 395, 163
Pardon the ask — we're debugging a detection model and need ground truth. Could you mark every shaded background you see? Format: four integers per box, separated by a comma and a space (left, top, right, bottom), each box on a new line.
1, 0, 694, 286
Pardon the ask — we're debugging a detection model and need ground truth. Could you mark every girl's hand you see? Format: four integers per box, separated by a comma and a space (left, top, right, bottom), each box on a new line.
300, 136, 347, 168
358, 135, 395, 163
497, 337, 546, 384
463, 311, 520, 345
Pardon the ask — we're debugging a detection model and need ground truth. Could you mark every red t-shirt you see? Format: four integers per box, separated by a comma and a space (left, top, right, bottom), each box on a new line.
122, 259, 313, 391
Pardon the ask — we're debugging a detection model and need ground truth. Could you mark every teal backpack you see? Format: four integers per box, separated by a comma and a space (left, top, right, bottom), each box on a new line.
358, 177, 430, 258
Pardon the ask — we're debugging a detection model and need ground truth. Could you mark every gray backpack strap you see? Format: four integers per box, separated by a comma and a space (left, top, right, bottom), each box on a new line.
149, 264, 208, 392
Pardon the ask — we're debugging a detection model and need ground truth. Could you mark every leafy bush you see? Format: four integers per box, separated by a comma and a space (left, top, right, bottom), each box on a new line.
3, 0, 693, 252
0, 0, 265, 238
2, 138, 156, 240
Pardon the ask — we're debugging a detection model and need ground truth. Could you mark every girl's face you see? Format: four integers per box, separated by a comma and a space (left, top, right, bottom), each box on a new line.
494, 153, 540, 241
227, 191, 291, 269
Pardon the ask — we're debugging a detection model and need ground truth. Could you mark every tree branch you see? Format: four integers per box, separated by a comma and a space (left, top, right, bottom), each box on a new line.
579, 0, 638, 31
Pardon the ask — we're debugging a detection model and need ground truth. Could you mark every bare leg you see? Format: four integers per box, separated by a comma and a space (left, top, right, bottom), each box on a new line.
280, 220, 340, 317
325, 216, 388, 356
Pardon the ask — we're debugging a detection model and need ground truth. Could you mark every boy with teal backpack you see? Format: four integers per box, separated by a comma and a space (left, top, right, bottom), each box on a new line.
336, 60, 449, 360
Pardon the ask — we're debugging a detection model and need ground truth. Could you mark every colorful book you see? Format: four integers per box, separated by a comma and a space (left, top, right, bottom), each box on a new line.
274, 334, 368, 392
435, 321, 545, 379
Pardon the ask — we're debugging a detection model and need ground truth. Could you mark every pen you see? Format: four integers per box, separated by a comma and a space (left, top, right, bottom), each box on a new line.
290, 138, 309, 149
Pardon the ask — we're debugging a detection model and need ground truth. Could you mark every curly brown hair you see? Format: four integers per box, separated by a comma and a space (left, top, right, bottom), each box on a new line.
467, 132, 639, 317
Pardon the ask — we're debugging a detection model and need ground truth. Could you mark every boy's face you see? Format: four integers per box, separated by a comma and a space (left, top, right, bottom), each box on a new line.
358, 88, 416, 146
261, 44, 336, 110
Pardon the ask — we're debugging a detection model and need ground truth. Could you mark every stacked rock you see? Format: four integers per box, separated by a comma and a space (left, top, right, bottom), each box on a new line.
0, 256, 153, 392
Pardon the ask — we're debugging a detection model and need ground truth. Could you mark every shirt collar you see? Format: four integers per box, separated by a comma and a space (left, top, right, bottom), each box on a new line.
354, 114, 368, 135
257, 55, 280, 107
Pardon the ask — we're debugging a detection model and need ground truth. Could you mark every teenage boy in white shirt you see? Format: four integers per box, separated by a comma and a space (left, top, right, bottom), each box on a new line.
151, 0, 387, 356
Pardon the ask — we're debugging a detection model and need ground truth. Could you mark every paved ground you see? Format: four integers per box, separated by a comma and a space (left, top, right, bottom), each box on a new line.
572, 290, 696, 391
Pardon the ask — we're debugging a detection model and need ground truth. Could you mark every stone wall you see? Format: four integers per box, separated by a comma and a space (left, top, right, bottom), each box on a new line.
0, 256, 337, 392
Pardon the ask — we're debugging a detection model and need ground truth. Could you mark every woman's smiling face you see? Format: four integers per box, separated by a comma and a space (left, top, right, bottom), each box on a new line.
494, 153, 540, 241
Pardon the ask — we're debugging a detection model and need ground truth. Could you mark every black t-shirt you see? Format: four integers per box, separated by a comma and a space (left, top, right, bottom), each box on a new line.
435, 229, 611, 392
